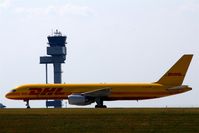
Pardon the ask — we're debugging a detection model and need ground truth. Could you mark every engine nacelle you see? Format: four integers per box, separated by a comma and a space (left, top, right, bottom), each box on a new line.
68, 94, 94, 105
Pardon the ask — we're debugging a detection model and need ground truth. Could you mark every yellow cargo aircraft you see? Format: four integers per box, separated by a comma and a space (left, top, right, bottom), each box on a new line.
6, 55, 193, 108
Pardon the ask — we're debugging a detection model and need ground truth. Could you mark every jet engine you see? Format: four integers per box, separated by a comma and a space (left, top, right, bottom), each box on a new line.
68, 94, 94, 105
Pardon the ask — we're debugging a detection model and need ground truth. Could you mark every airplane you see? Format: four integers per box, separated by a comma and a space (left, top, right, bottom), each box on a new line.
6, 54, 193, 108
0, 103, 6, 108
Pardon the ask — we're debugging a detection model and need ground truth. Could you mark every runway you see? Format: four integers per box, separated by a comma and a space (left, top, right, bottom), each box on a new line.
0, 108, 199, 133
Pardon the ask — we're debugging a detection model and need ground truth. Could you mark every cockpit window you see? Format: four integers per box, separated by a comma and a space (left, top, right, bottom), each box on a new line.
11, 89, 16, 93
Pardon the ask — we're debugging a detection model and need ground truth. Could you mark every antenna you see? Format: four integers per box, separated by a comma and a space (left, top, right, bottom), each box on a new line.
51, 29, 53, 36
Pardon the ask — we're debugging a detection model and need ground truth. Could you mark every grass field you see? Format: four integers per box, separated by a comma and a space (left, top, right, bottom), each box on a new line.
0, 108, 199, 133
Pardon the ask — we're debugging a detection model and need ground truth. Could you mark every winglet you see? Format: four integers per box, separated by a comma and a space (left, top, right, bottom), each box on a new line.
156, 54, 193, 86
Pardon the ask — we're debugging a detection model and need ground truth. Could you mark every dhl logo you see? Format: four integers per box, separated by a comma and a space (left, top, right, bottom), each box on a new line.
167, 73, 183, 76
29, 88, 65, 95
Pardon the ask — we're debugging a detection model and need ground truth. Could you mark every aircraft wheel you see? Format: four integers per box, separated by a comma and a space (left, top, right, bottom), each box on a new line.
102, 105, 107, 108
95, 105, 107, 108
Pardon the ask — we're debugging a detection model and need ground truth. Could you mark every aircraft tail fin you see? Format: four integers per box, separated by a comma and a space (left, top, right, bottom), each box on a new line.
156, 54, 193, 86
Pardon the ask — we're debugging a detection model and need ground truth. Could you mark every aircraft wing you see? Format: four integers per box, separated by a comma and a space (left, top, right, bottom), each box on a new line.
68, 88, 111, 106
83, 88, 111, 97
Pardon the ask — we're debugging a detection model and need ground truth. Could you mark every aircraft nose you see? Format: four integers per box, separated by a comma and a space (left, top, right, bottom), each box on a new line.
5, 93, 11, 99
6, 89, 17, 99
5, 92, 14, 99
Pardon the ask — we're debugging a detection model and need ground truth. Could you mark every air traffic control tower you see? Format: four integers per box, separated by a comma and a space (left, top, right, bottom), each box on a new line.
40, 30, 67, 108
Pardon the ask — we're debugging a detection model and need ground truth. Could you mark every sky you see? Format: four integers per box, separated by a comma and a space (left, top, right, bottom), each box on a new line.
0, 0, 199, 108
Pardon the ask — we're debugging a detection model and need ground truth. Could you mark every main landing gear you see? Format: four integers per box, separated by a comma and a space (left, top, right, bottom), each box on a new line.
95, 98, 107, 108
24, 100, 30, 109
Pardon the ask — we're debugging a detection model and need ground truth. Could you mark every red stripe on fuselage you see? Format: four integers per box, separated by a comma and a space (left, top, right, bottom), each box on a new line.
28, 88, 65, 95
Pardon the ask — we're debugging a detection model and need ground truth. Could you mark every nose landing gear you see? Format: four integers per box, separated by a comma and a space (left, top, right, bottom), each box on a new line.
24, 100, 30, 109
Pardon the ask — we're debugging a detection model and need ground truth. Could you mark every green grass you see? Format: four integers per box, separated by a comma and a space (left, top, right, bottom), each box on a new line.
0, 108, 199, 133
